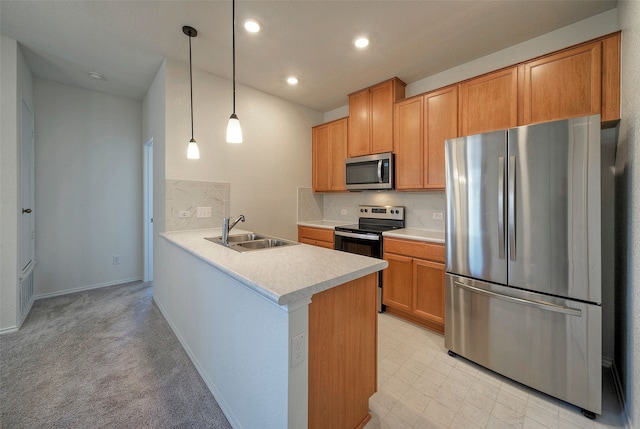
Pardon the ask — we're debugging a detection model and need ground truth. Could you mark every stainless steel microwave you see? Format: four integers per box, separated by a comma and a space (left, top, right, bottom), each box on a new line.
345, 152, 394, 191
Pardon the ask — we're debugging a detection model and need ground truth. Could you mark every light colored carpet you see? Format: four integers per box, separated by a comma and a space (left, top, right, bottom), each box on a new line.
0, 281, 232, 429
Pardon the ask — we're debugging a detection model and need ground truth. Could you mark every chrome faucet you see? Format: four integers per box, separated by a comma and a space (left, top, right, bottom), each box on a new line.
222, 214, 245, 245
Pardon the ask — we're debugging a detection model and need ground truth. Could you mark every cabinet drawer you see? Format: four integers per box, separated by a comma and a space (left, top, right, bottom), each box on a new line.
384, 237, 444, 262
298, 226, 334, 244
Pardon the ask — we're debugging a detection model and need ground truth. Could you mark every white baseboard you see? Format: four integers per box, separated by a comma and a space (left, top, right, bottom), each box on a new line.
33, 277, 143, 301
0, 325, 19, 335
611, 361, 631, 429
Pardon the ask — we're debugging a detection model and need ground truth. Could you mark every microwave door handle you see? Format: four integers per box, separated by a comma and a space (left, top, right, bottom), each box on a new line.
377, 160, 383, 183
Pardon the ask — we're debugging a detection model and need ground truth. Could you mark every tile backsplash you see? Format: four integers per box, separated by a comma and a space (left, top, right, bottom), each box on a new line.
297, 187, 446, 232
166, 180, 230, 231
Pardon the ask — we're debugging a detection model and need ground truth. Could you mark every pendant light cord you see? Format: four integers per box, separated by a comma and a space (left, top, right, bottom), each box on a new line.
232, 0, 236, 115
188, 33, 195, 139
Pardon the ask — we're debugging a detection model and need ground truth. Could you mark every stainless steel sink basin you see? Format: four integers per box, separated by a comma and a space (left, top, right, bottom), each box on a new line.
236, 239, 291, 250
225, 233, 265, 243
205, 233, 298, 252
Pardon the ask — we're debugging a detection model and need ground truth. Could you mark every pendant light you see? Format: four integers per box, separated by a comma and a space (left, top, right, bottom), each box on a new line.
226, 0, 243, 143
183, 25, 200, 159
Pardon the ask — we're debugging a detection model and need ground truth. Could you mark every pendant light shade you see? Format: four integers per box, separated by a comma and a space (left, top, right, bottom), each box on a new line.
226, 114, 243, 143
183, 25, 200, 159
226, 0, 243, 143
187, 138, 200, 159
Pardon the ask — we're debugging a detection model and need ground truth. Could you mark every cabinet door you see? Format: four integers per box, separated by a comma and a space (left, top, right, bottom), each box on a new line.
394, 96, 424, 190
382, 253, 413, 312
312, 125, 330, 191
348, 90, 371, 157
370, 80, 395, 154
424, 85, 457, 189
522, 41, 601, 124
601, 32, 621, 123
329, 119, 348, 191
413, 259, 445, 326
459, 67, 518, 136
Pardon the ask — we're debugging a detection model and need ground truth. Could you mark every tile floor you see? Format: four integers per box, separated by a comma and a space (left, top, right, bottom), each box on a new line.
366, 313, 625, 429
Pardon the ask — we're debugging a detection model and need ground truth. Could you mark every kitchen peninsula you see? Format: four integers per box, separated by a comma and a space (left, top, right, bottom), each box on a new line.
155, 228, 387, 429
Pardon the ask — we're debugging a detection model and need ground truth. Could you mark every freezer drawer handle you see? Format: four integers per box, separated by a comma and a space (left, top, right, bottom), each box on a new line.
453, 281, 582, 317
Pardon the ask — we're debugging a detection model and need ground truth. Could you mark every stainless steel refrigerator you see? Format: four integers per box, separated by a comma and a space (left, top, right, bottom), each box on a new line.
444, 114, 610, 417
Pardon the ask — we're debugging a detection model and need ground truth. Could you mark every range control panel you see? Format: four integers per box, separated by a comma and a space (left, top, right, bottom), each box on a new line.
357, 205, 405, 221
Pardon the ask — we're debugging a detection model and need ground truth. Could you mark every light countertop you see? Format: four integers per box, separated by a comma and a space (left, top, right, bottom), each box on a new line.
383, 228, 445, 244
160, 228, 387, 306
298, 221, 445, 244
297, 220, 350, 229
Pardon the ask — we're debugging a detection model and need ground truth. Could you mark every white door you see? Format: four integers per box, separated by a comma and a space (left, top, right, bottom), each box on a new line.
143, 138, 154, 282
20, 100, 35, 271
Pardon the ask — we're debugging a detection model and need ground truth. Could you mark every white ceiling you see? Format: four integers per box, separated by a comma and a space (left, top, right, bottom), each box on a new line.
1, 0, 617, 112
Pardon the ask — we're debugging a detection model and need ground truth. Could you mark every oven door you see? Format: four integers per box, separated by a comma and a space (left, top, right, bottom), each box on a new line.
334, 230, 385, 312
333, 230, 382, 258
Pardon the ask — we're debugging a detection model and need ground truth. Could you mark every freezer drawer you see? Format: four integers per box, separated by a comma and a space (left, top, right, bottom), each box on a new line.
445, 274, 602, 415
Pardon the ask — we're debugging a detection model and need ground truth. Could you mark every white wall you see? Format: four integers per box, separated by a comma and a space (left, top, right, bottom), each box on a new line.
1, 36, 34, 331
0, 36, 20, 330
163, 58, 323, 241
142, 59, 166, 289
33, 79, 143, 297
615, 3, 640, 428
154, 237, 308, 429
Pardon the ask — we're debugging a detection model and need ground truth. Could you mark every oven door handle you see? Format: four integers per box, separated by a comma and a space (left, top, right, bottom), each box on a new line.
334, 231, 380, 241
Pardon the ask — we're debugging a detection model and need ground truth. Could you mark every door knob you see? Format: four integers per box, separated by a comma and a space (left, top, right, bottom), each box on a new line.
22, 208, 32, 214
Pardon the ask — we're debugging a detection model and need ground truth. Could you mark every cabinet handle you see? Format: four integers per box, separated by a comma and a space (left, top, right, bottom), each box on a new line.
22, 208, 32, 214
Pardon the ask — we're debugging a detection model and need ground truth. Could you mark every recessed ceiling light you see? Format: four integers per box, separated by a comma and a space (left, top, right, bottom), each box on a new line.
244, 19, 261, 33
287, 76, 299, 85
354, 37, 369, 49
88, 72, 106, 81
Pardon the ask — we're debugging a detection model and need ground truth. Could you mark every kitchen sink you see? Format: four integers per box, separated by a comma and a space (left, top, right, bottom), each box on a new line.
236, 238, 291, 250
205, 233, 298, 252
224, 233, 265, 243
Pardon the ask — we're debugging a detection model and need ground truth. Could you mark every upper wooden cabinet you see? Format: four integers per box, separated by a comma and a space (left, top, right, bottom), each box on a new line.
459, 67, 519, 136
394, 95, 423, 190
394, 85, 457, 190
348, 77, 406, 157
424, 86, 458, 188
600, 32, 621, 123
312, 117, 348, 192
521, 41, 602, 125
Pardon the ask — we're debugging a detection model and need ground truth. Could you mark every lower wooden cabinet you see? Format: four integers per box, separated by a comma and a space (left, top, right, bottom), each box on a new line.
298, 225, 334, 249
309, 273, 377, 429
383, 237, 445, 334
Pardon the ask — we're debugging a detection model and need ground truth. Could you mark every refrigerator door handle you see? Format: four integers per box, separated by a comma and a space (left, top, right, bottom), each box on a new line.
508, 156, 516, 261
498, 157, 505, 259
453, 281, 582, 316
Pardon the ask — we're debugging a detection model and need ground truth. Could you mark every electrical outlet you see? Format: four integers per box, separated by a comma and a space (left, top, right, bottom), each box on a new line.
341, 209, 348, 215
291, 332, 305, 367
179, 210, 191, 218
197, 207, 212, 218
433, 212, 444, 220
113, 255, 120, 265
